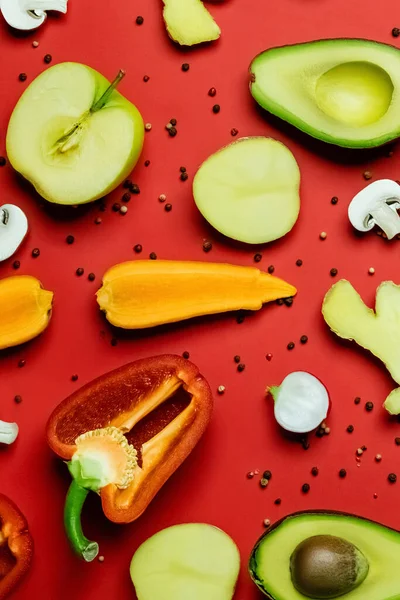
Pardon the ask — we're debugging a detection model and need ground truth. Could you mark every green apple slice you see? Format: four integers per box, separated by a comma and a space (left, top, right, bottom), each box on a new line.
193, 137, 301, 244
130, 523, 240, 600
162, 0, 221, 46
6, 63, 144, 205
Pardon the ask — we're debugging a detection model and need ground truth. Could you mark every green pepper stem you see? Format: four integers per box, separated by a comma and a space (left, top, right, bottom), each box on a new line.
91, 69, 125, 113
64, 480, 99, 562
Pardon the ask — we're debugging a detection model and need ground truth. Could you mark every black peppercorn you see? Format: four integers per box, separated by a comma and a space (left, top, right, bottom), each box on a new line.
330, 268, 338, 277
395, 437, 400, 446
180, 172, 189, 182
14, 395, 22, 404
236, 312, 245, 324
274, 498, 281, 505
254, 253, 262, 263
168, 127, 177, 137
170, 119, 177, 126
284, 297, 293, 307
234, 355, 241, 363
311, 467, 319, 476
66, 235, 75, 244
365, 401, 374, 412
136, 15, 144, 24
0, 157, 6, 167
296, 259, 303, 266
134, 244, 143, 253
182, 63, 190, 72
203, 241, 212, 252
212, 104, 221, 114
149, 252, 157, 260
339, 469, 347, 478
182, 351, 190, 359
13, 260, 20, 269
276, 298, 284, 306
19, 73, 27, 82
302, 483, 310, 493
143, 75, 149, 82
231, 128, 238, 136
32, 248, 40, 258
268, 265, 275, 274
179, 166, 186, 172
123, 179, 132, 189
354, 396, 361, 405
88, 273, 95, 281
300, 335, 308, 344
122, 192, 131, 202
331, 196, 339, 205
237, 363, 245, 372
347, 425, 354, 433
130, 183, 140, 194
112, 202, 121, 212
71, 374, 78, 382
44, 54, 52, 64
287, 342, 295, 350
144, 160, 150, 166
76, 268, 84, 276
388, 473, 397, 483
263, 470, 272, 480
392, 27, 400, 37
164, 203, 172, 212
208, 87, 217, 97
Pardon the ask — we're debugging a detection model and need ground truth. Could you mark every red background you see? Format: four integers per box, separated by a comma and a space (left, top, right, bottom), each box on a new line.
1, 0, 400, 598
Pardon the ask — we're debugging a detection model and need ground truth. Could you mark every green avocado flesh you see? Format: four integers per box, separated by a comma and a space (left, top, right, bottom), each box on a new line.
250, 39, 400, 148
249, 512, 400, 599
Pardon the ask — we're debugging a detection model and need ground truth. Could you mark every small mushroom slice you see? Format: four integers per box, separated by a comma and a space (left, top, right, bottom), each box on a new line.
0, 420, 19, 445
0, 204, 28, 261
348, 179, 400, 239
1, 0, 67, 31
290, 535, 369, 599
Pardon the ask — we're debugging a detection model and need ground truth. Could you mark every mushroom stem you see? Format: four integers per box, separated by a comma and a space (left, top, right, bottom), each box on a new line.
0, 209, 9, 226
369, 202, 400, 240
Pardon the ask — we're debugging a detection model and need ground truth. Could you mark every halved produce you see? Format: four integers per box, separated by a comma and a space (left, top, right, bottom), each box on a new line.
0, 275, 53, 350
130, 523, 240, 600
193, 137, 300, 244
96, 260, 297, 329
249, 510, 400, 600
46, 355, 213, 560
250, 39, 400, 148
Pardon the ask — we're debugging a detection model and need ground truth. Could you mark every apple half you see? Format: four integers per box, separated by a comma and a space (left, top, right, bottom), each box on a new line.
6, 63, 144, 205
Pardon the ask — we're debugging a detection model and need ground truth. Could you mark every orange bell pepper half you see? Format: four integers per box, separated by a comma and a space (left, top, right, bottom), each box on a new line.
46, 354, 213, 561
0, 495, 33, 600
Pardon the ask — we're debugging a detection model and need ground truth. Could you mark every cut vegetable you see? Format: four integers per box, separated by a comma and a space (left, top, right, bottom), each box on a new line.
193, 137, 300, 244
383, 388, 400, 415
348, 180, 400, 240
130, 523, 240, 600
268, 372, 329, 433
96, 260, 297, 329
0, 205, 28, 262
0, 420, 19, 445
162, 0, 221, 46
322, 280, 400, 385
0, 275, 53, 350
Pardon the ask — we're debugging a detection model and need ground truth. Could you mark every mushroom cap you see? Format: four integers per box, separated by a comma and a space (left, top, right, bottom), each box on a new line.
0, 204, 28, 262
0, 0, 46, 30
348, 179, 400, 232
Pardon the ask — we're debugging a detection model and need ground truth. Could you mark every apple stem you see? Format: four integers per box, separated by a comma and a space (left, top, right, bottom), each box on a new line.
91, 70, 126, 113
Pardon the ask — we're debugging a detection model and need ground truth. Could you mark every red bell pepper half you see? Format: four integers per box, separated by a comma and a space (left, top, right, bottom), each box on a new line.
46, 354, 213, 562
0, 495, 33, 600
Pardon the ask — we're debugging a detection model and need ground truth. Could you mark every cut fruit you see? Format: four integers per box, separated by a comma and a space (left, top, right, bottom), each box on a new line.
6, 63, 144, 205
193, 137, 300, 244
250, 39, 400, 148
96, 259, 297, 329
130, 523, 240, 600
268, 372, 329, 434
383, 388, 400, 415
0, 275, 53, 350
162, 0, 221, 46
322, 279, 400, 385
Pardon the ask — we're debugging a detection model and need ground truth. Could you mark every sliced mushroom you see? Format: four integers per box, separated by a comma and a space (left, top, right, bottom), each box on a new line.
0, 204, 28, 261
0, 420, 19, 445
348, 179, 400, 240
1, 0, 67, 31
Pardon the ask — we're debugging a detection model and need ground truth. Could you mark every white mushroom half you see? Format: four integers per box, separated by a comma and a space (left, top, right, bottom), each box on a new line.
0, 420, 19, 445
348, 179, 400, 240
0, 204, 28, 261
0, 0, 67, 31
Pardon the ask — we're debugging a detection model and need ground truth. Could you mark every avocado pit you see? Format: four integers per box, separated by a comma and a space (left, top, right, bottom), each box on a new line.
290, 534, 369, 598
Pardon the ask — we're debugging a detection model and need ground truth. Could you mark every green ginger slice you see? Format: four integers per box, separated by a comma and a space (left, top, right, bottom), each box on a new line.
162, 0, 221, 46
322, 280, 400, 385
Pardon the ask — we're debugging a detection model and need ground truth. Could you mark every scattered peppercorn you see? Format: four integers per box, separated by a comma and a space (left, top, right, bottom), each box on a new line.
247, 471, 255, 479
347, 425, 354, 433
311, 467, 319, 476
300, 335, 308, 344
208, 87, 216, 97
88, 273, 95, 281
165, 203, 172, 212
237, 363, 246, 372
158, 194, 167, 203
134, 244, 142, 253
14, 395, 22, 404
320, 231, 327, 240
284, 297, 293, 307
339, 469, 347, 478
363, 170, 372, 180
136, 15, 144, 24
266, 353, 273, 361
112, 202, 121, 212
44, 54, 52, 64
145, 123, 152, 131
260, 478, 269, 488
18, 73, 27, 82
71, 374, 78, 382
168, 127, 177, 137
302, 436, 310, 450
268, 265, 275, 274
395, 437, 400, 446
231, 128, 238, 136
392, 27, 400, 37
388, 473, 397, 483
31, 248, 40, 258
0, 157, 6, 167
354, 396, 361, 405
111, 337, 118, 347
201, 241, 212, 253
170, 119, 177, 127
182, 63, 190, 72
274, 498, 281, 505
287, 342, 295, 350
217, 385, 225, 395
98, 556, 105, 563
13, 260, 20, 269
66, 235, 75, 244
76, 268, 84, 276
331, 196, 339, 205
182, 351, 190, 359
131, 183, 140, 194
263, 470, 272, 480
302, 483, 310, 493
236, 312, 245, 324
263, 519, 271, 528
179, 166, 186, 173
143, 75, 149, 82
94, 217, 102, 224
120, 206, 128, 215
122, 192, 131, 202
149, 252, 157, 260
330, 268, 338, 277
144, 160, 150, 166
253, 253, 262, 263
276, 298, 284, 306
315, 428, 325, 438
296, 259, 303, 266
180, 172, 189, 182
375, 454, 382, 462
212, 104, 221, 114
123, 179, 131, 189
368, 267, 375, 275
365, 401, 374, 412
32, 40, 39, 48
18, 359, 25, 368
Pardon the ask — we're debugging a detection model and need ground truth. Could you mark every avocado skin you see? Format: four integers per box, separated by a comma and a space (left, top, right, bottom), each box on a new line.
249, 39, 400, 149
248, 510, 399, 599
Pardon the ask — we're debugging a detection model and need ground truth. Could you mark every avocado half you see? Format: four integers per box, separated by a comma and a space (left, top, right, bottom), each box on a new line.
249, 510, 400, 599
250, 39, 400, 148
